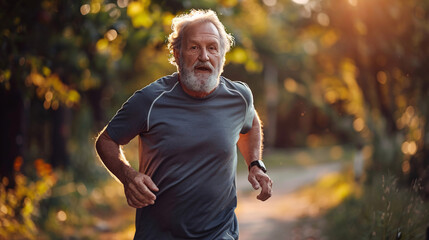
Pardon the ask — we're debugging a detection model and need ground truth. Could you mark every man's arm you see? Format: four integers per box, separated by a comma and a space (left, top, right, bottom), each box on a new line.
237, 112, 273, 201
95, 128, 159, 208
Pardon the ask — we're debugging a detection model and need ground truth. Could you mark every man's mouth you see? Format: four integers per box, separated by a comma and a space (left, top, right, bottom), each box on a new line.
194, 65, 212, 73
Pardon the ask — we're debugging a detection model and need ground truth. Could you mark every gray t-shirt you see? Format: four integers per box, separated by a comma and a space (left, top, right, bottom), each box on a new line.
106, 73, 255, 240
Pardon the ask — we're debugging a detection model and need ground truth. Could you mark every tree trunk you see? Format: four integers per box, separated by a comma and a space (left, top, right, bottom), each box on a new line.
50, 106, 70, 169
264, 60, 278, 148
0, 83, 24, 188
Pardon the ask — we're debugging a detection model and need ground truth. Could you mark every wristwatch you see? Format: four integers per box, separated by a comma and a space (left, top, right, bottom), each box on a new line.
248, 160, 267, 173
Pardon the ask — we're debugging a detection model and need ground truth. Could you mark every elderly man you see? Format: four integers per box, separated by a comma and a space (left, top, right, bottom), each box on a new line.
95, 9, 272, 239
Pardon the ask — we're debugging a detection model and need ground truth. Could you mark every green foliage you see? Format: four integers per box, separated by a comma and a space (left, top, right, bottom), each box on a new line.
324, 175, 429, 239
0, 159, 57, 240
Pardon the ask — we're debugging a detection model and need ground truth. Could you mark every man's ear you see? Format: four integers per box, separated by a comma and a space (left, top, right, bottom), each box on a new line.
173, 49, 180, 66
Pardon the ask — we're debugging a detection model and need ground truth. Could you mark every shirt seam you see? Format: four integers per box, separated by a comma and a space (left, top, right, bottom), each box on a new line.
226, 232, 235, 240
146, 81, 180, 132
223, 82, 249, 131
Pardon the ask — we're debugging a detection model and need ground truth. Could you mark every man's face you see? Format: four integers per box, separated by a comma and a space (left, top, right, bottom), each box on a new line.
176, 21, 224, 94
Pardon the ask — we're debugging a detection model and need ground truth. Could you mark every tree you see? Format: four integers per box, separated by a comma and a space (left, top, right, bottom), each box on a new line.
308, 0, 429, 189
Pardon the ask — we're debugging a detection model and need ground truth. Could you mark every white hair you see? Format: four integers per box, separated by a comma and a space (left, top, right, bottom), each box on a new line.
167, 9, 234, 68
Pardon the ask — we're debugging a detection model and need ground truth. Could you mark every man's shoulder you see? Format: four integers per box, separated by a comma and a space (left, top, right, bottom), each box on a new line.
221, 76, 252, 95
135, 73, 179, 98
143, 73, 178, 91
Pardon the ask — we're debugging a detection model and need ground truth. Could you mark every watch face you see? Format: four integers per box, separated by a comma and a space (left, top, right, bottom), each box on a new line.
250, 160, 266, 173
257, 160, 266, 169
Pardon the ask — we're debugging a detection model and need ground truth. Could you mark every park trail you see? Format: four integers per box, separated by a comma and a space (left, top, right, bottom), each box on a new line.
236, 162, 343, 240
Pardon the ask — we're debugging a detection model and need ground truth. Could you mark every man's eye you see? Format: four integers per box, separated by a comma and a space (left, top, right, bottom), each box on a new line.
190, 46, 198, 50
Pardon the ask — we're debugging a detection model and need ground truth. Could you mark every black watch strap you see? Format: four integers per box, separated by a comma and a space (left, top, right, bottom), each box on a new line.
249, 160, 267, 173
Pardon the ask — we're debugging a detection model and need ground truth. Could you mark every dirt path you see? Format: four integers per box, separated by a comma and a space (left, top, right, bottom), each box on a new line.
236, 162, 343, 240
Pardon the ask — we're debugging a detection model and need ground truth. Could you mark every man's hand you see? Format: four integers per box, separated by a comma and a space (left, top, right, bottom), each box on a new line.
248, 166, 273, 201
95, 129, 160, 209
123, 166, 159, 208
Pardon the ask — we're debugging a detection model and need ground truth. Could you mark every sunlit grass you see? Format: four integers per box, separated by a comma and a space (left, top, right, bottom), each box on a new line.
323, 174, 429, 239
294, 167, 358, 211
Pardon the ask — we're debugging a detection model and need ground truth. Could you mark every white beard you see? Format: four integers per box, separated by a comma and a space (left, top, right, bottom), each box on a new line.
179, 57, 221, 94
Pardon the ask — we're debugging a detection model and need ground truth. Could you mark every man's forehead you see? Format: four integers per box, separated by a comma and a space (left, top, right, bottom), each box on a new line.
184, 21, 221, 42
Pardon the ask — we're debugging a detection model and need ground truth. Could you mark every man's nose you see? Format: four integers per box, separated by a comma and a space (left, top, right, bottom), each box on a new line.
198, 48, 209, 62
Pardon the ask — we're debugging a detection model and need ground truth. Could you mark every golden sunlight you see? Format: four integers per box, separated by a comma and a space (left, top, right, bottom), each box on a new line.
284, 78, 297, 93
292, 0, 309, 5
56, 210, 67, 222
127, 1, 143, 17
80, 4, 90, 15
317, 13, 330, 27
43, 100, 51, 110
262, 0, 277, 7
324, 90, 337, 104
401, 141, 417, 155
44, 91, 53, 102
348, 0, 358, 7
402, 160, 410, 174
407, 141, 417, 155
303, 40, 318, 55
321, 30, 338, 48
90, 1, 101, 14
0, 205, 7, 215
353, 118, 365, 132
96, 39, 109, 52
228, 47, 247, 64
376, 71, 387, 85
406, 106, 415, 118
117, 0, 129, 8
105, 29, 118, 41
220, 0, 239, 8
14, 156, 23, 172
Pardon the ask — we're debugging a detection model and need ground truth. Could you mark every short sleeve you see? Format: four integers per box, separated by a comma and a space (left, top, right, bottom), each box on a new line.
106, 90, 148, 145
236, 81, 255, 134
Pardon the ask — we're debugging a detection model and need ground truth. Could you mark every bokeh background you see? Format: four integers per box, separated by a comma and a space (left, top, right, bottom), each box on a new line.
1, 0, 429, 239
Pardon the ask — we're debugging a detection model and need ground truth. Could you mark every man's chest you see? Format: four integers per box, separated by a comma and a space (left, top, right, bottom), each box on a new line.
143, 97, 245, 155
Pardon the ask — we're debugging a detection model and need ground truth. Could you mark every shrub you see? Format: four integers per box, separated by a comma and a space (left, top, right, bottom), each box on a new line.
324, 174, 429, 239
0, 158, 57, 239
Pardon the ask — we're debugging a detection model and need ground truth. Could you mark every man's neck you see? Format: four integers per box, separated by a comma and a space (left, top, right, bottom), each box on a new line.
178, 75, 218, 98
